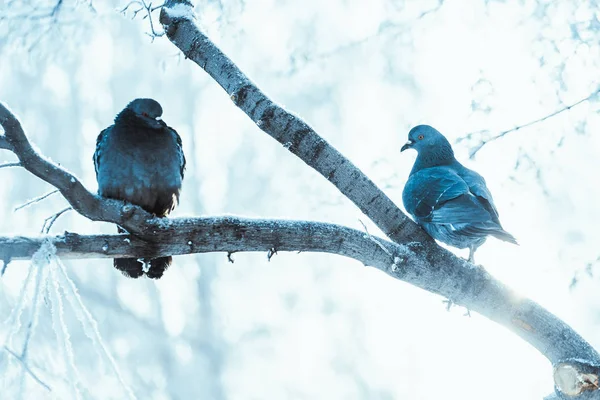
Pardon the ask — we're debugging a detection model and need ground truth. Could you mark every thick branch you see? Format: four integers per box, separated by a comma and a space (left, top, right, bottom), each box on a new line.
2, 218, 404, 262
157, 3, 600, 398
158, 1, 427, 247
1, 217, 600, 396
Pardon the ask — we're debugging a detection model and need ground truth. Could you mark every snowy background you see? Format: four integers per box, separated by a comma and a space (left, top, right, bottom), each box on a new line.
1, 0, 599, 399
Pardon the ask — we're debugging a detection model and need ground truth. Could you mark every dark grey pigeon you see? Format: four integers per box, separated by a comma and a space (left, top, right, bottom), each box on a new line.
401, 125, 517, 262
94, 98, 186, 279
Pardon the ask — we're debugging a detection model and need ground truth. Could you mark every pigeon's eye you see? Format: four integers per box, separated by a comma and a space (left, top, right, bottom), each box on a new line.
418, 134, 424, 140
142, 112, 149, 117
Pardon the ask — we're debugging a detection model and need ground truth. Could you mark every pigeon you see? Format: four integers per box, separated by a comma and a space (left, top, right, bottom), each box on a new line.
94, 98, 186, 279
400, 125, 517, 263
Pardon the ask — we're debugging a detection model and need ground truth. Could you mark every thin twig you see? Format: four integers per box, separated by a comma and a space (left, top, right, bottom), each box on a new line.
145, 2, 165, 38
14, 189, 60, 212
0, 162, 21, 169
120, 0, 144, 16
150, 3, 165, 12
20, 263, 46, 361
121, 0, 164, 38
0, 136, 12, 150
55, 260, 136, 400
3, 346, 51, 392
267, 247, 278, 261
1, 258, 9, 276
17, 261, 46, 395
227, 251, 235, 263
41, 207, 72, 234
358, 219, 393, 258
121, 0, 144, 10
417, 0, 445, 19
50, 0, 64, 18
461, 88, 600, 158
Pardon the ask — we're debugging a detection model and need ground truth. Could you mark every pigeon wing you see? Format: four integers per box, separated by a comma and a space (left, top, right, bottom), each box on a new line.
403, 167, 491, 224
93, 126, 111, 178
458, 167, 500, 223
167, 125, 186, 180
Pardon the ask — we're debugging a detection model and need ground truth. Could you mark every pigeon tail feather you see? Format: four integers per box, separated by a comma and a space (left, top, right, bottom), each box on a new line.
113, 226, 144, 278
490, 229, 519, 245
114, 258, 144, 278
116, 226, 172, 279
146, 256, 172, 279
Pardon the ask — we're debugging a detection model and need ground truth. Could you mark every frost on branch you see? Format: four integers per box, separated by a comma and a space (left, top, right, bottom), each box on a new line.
0, 241, 134, 398
55, 261, 135, 400
163, 2, 195, 21
1, 242, 51, 396
48, 258, 82, 399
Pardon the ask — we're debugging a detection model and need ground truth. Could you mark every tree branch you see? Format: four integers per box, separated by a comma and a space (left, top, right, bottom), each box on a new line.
1, 215, 600, 399
0, 161, 21, 168
0, 1, 598, 397
158, 1, 427, 248
156, 2, 600, 398
0, 134, 13, 150
14, 189, 60, 212
0, 103, 158, 236
3, 346, 51, 392
459, 87, 600, 159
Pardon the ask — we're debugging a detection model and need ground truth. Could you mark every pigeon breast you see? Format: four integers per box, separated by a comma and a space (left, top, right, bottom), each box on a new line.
95, 124, 184, 216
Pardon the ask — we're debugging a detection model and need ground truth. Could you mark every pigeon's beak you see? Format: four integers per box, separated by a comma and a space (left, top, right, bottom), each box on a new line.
401, 139, 414, 152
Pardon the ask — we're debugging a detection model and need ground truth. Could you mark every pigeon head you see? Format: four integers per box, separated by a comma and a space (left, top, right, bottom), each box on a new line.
120, 98, 164, 129
401, 125, 455, 171
400, 125, 452, 153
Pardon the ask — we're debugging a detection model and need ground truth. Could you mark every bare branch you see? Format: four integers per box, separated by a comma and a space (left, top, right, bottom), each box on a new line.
50, 0, 64, 19
121, 0, 165, 38
120, 1, 145, 18
158, 1, 428, 248
1, 216, 600, 396
1, 259, 9, 276
41, 207, 72, 234
417, 0, 445, 19
156, 3, 600, 397
460, 88, 600, 158
14, 189, 60, 212
3, 346, 51, 392
0, 218, 412, 262
0, 135, 12, 150
0, 162, 21, 169
145, 2, 165, 38
0, 102, 155, 235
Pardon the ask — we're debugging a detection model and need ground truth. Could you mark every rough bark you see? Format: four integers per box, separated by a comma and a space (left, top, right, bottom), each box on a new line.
0, 2, 597, 397
155, 2, 600, 398
158, 1, 426, 247
1, 218, 408, 263
1, 215, 600, 387
0, 135, 12, 150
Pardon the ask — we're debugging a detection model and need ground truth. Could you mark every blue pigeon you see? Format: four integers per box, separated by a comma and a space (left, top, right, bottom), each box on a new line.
401, 125, 517, 262
94, 98, 186, 279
